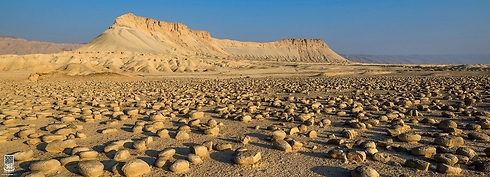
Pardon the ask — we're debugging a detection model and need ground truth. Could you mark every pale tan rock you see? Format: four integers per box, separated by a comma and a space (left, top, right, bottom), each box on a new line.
78, 160, 104, 177
272, 130, 287, 140
351, 165, 379, 177
191, 145, 209, 157
157, 129, 170, 138
159, 148, 176, 158
273, 139, 292, 152
437, 163, 462, 174
60, 155, 80, 166
234, 149, 261, 165
170, 159, 189, 173
101, 128, 117, 134
114, 149, 130, 161
29, 159, 61, 174
175, 131, 190, 140
122, 159, 151, 177
13, 149, 34, 161
188, 154, 203, 164
79, 150, 99, 160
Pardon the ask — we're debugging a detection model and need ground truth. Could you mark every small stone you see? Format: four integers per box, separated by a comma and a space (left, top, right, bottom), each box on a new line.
114, 149, 130, 161
234, 149, 261, 165
121, 159, 151, 177
188, 154, 203, 164
351, 165, 379, 177
272, 130, 287, 140
78, 160, 104, 177
79, 150, 99, 160
132, 140, 146, 150
188, 111, 205, 119
405, 159, 430, 171
13, 149, 34, 161
72, 146, 91, 155
342, 129, 358, 139
157, 129, 170, 138
290, 140, 304, 150
154, 157, 168, 168
434, 136, 464, 147
101, 128, 117, 134
326, 149, 345, 159
204, 127, 219, 136
411, 146, 437, 157
241, 115, 252, 122
273, 139, 292, 152
159, 148, 176, 158
29, 159, 61, 174
434, 153, 459, 166
191, 145, 209, 157
456, 147, 478, 160
289, 127, 299, 135
45, 139, 77, 153
372, 152, 390, 163
175, 131, 190, 140
60, 156, 80, 166
308, 130, 318, 138
170, 160, 190, 173
398, 133, 421, 144
468, 132, 490, 141
437, 163, 462, 174
215, 143, 232, 151
347, 151, 367, 163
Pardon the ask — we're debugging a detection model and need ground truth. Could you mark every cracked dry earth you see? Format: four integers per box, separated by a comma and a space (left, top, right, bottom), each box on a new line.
1, 73, 490, 177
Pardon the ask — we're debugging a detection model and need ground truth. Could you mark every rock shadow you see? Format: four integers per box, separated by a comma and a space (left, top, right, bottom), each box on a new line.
210, 150, 235, 165
310, 166, 350, 176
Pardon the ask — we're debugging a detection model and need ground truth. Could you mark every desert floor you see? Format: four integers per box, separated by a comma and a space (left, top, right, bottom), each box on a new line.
1, 64, 489, 177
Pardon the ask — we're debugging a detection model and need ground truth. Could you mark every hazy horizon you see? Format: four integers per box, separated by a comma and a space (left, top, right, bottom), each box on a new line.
1, 0, 489, 56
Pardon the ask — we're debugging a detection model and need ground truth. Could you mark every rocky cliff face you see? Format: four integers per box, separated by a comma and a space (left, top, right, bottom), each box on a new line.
79, 13, 349, 63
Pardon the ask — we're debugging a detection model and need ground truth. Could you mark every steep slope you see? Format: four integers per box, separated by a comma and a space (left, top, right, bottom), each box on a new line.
78, 13, 348, 63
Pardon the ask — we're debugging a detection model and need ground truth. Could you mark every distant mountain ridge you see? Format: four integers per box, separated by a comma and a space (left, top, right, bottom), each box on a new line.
0, 36, 82, 55
342, 54, 490, 64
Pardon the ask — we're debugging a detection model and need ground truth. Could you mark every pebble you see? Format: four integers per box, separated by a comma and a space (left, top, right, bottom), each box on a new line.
60, 155, 80, 166
159, 148, 176, 158
29, 159, 61, 174
45, 139, 77, 153
13, 149, 34, 161
188, 154, 203, 164
114, 149, 130, 161
436, 163, 462, 174
191, 145, 209, 157
398, 133, 421, 144
78, 160, 104, 177
468, 132, 490, 141
411, 146, 437, 157
434, 136, 464, 147
434, 153, 459, 166
122, 159, 151, 177
271, 130, 289, 141
215, 143, 232, 151
175, 131, 190, 140
372, 152, 390, 163
347, 151, 366, 163
234, 149, 261, 165
351, 165, 379, 177
157, 129, 170, 138
273, 139, 292, 152
405, 159, 430, 171
170, 159, 190, 173
79, 150, 99, 160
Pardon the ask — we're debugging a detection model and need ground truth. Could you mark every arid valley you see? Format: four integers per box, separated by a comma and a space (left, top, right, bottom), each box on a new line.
1, 13, 490, 177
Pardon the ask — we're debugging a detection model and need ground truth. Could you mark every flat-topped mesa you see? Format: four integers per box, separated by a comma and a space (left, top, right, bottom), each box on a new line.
112, 13, 212, 40
78, 13, 349, 63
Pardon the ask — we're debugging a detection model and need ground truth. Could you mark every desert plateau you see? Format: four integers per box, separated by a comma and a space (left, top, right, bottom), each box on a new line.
1, 13, 490, 177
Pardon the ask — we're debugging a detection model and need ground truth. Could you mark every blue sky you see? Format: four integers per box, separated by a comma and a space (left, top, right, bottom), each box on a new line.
1, 0, 489, 55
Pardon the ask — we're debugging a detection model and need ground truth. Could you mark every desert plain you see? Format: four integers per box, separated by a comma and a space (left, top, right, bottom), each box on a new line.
1, 13, 490, 177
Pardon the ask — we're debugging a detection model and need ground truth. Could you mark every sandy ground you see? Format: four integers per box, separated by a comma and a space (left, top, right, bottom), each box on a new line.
0, 65, 490, 177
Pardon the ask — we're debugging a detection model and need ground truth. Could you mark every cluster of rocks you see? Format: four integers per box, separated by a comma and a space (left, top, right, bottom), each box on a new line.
0, 74, 489, 176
